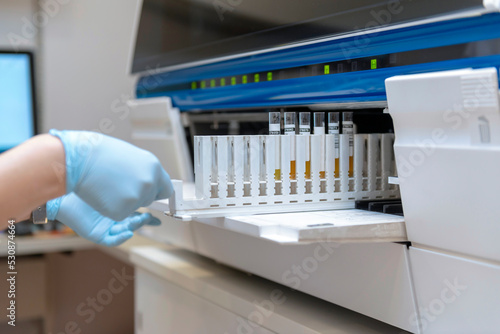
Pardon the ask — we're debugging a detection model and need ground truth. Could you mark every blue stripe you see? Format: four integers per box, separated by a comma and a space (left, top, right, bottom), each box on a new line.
137, 13, 500, 110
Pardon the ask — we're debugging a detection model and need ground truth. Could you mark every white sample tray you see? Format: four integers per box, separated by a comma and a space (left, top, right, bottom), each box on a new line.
224, 209, 406, 244
150, 197, 406, 244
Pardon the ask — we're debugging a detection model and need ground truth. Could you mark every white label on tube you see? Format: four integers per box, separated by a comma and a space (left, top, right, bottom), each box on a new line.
284, 126, 295, 135
299, 126, 310, 135
328, 124, 339, 134
275, 136, 281, 171
314, 127, 325, 135
285, 126, 296, 160
329, 122, 340, 159
299, 126, 310, 165
269, 123, 280, 135
343, 122, 354, 134
343, 121, 354, 155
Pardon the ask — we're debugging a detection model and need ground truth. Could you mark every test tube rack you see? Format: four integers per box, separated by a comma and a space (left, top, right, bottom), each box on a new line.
163, 133, 399, 220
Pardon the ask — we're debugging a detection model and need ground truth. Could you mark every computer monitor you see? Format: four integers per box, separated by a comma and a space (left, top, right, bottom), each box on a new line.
0, 51, 36, 153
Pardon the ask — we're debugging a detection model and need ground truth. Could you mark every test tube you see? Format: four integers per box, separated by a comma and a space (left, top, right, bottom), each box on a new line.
314, 112, 326, 179
299, 112, 311, 179
342, 112, 355, 177
328, 112, 340, 178
269, 111, 281, 180
211, 137, 218, 197
243, 137, 251, 196
227, 137, 234, 183
284, 112, 296, 180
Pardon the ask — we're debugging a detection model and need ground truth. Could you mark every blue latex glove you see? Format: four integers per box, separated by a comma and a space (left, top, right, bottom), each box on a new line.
50, 130, 173, 221
47, 194, 161, 247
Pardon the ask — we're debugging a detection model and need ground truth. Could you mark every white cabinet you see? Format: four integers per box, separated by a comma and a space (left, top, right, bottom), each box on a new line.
191, 221, 417, 333
135, 268, 274, 334
132, 246, 411, 334
409, 246, 500, 334
135, 269, 273, 334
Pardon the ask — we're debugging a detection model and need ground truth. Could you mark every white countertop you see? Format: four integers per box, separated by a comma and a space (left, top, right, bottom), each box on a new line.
0, 233, 159, 258
0, 234, 93, 256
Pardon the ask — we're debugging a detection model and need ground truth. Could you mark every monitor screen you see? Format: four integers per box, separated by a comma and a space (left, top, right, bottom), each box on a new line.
0, 52, 36, 153
131, 0, 483, 73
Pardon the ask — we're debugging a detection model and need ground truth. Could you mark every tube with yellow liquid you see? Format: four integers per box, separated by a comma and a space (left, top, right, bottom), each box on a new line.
299, 112, 311, 179
314, 112, 326, 179
284, 112, 296, 180
342, 112, 355, 178
328, 112, 340, 178
269, 111, 281, 181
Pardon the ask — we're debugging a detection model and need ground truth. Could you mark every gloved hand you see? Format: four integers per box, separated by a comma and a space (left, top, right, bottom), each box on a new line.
47, 193, 161, 247
50, 130, 173, 221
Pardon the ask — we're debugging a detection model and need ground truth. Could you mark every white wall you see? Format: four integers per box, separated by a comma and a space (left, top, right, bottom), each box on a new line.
0, 0, 37, 49
40, 0, 142, 141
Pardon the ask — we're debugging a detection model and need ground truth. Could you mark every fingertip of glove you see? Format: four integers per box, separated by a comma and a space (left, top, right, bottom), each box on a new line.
148, 217, 161, 226
154, 169, 174, 200
156, 183, 174, 200
123, 230, 134, 239
101, 231, 134, 247
127, 212, 153, 230
137, 212, 153, 223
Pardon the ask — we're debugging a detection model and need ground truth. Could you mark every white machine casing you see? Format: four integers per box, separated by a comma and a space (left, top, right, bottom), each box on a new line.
132, 67, 500, 333
387, 67, 500, 262
128, 97, 193, 183
386, 67, 500, 333
131, 99, 418, 332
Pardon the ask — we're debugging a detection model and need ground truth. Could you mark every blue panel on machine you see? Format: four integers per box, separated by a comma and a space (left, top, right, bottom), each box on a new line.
136, 13, 500, 111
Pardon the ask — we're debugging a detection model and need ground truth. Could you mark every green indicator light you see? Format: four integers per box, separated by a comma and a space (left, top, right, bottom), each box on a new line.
254, 74, 260, 83
201, 81, 206, 89
324, 65, 330, 74
231, 77, 236, 85
242, 75, 248, 84
220, 78, 226, 86
267, 72, 272, 81
210, 79, 216, 88
371, 59, 377, 69
191, 82, 197, 90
